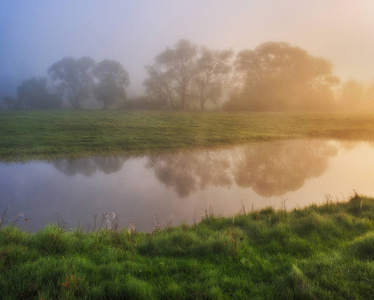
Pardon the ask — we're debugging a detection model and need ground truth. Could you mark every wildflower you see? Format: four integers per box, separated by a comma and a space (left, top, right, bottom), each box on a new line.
128, 223, 136, 234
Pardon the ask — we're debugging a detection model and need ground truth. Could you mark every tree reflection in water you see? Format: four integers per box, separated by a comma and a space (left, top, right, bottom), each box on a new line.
52, 157, 128, 177
146, 140, 337, 197
234, 140, 337, 197
50, 140, 338, 198
4, 140, 346, 231
146, 150, 232, 197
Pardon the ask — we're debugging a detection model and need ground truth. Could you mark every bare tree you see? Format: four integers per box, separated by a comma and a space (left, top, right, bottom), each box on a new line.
193, 48, 233, 110
144, 39, 198, 110
144, 64, 174, 109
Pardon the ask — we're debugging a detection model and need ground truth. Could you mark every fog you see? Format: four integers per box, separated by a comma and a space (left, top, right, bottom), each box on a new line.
1, 0, 374, 99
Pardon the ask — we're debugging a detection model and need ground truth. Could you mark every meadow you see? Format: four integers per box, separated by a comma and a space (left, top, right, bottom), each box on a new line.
1, 196, 374, 299
1, 110, 374, 161
2, 110, 374, 299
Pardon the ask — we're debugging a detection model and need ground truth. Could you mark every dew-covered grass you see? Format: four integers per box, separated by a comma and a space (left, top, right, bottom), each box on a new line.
1, 195, 374, 299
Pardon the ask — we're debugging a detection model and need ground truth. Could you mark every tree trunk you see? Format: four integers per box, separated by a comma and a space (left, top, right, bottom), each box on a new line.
70, 98, 81, 109
200, 99, 205, 111
181, 93, 186, 110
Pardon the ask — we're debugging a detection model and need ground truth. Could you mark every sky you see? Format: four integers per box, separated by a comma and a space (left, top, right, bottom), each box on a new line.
1, 0, 374, 96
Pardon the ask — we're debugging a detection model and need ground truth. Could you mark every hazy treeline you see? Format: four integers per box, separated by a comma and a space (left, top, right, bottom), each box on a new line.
1, 58, 129, 110
2, 39, 374, 112
143, 39, 232, 111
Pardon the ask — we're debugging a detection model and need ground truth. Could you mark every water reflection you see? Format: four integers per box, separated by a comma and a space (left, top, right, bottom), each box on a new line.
146, 150, 232, 197
146, 140, 337, 197
2, 139, 374, 231
234, 140, 337, 197
53, 157, 128, 176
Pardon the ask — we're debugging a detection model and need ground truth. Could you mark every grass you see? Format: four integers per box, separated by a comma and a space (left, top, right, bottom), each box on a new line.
2, 110, 374, 298
1, 196, 374, 299
2, 110, 374, 161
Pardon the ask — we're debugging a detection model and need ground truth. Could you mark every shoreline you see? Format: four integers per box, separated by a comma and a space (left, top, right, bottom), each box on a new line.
2, 110, 374, 162
1, 196, 374, 298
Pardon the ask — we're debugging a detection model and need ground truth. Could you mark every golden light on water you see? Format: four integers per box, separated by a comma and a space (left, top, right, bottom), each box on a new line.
2, 140, 374, 231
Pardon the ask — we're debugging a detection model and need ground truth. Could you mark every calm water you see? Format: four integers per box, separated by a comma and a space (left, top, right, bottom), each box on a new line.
1, 139, 374, 231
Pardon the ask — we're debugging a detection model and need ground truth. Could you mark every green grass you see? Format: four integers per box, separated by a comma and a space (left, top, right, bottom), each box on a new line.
1, 196, 374, 299
2, 110, 374, 161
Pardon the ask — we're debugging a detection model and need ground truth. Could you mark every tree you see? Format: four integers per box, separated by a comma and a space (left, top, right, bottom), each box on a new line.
1, 96, 17, 110
338, 80, 365, 111
48, 57, 95, 109
300, 56, 340, 111
144, 65, 174, 109
366, 81, 374, 110
225, 42, 340, 111
17, 77, 61, 109
193, 48, 233, 110
119, 96, 167, 110
93, 59, 129, 109
144, 39, 198, 110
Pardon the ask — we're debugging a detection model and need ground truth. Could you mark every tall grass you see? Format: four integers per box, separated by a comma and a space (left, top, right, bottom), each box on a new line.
1, 195, 374, 298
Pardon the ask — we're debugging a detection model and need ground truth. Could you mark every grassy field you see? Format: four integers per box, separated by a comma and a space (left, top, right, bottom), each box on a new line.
1, 196, 373, 299
1, 110, 374, 161
2, 110, 374, 298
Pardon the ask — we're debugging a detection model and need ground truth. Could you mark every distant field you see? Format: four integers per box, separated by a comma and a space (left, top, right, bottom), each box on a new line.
1, 110, 374, 161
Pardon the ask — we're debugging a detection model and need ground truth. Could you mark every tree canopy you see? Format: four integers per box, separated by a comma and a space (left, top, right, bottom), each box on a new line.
48, 57, 95, 109
144, 39, 198, 110
144, 39, 232, 110
1, 96, 17, 110
224, 42, 340, 111
9, 40, 373, 112
93, 59, 129, 109
193, 48, 233, 110
17, 77, 61, 109
337, 79, 365, 112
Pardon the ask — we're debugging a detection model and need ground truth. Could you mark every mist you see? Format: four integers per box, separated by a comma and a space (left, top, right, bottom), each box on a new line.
1, 1, 374, 110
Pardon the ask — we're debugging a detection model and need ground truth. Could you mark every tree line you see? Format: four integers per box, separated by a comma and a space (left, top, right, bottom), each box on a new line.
1, 58, 129, 110
2, 39, 374, 112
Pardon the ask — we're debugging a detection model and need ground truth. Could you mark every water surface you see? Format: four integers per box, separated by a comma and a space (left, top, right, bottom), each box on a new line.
1, 139, 373, 231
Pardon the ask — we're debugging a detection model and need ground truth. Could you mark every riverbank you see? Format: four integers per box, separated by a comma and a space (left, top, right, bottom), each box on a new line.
1, 110, 374, 161
1, 195, 373, 299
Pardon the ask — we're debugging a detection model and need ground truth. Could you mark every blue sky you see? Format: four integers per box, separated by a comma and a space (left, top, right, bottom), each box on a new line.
1, 0, 374, 96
